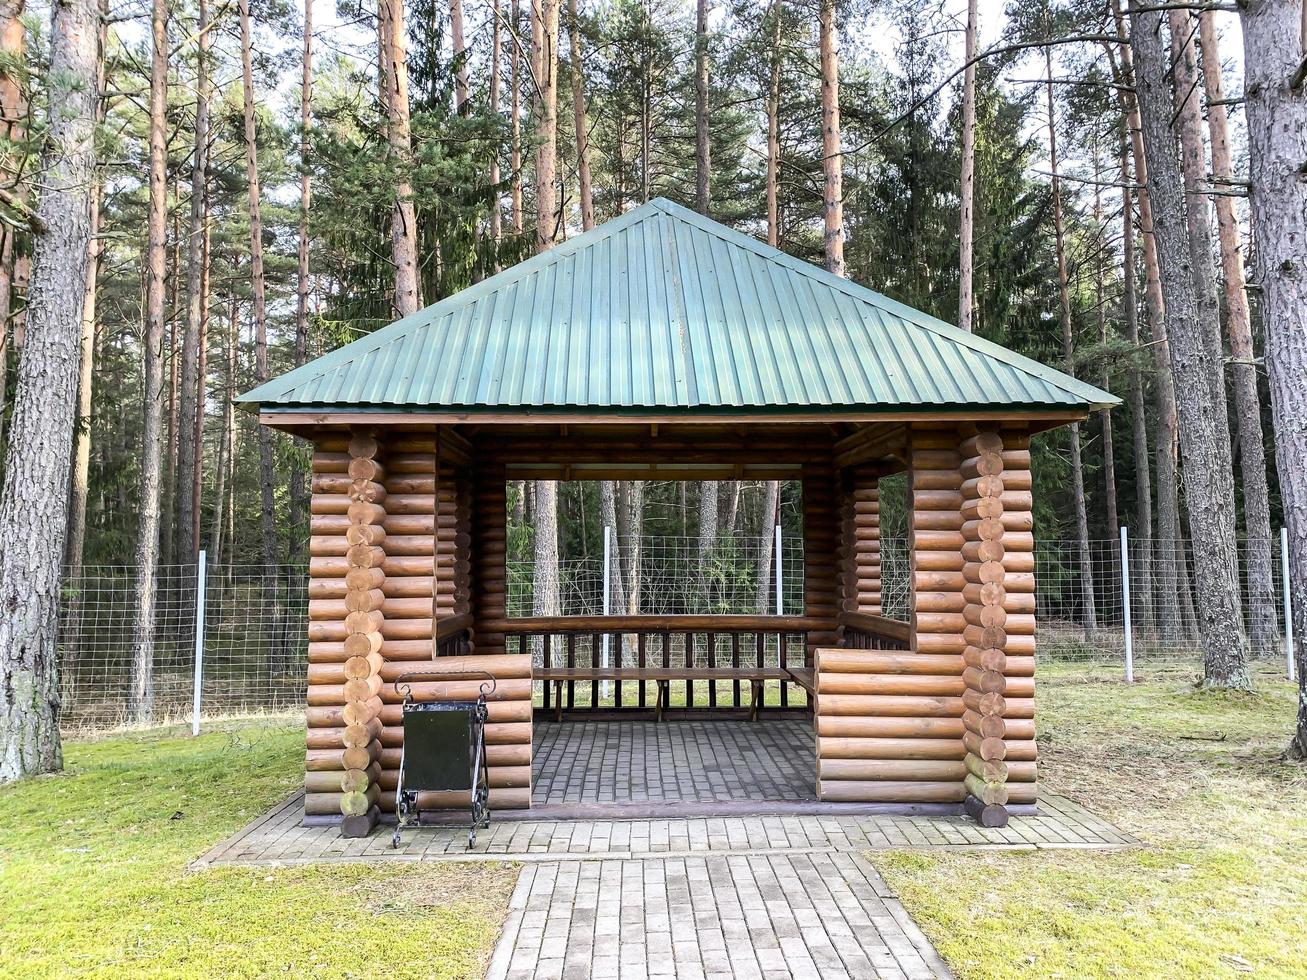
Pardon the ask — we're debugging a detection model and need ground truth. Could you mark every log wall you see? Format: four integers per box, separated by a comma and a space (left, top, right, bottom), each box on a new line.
838, 467, 882, 620
803, 460, 840, 660
820, 423, 1039, 819
814, 647, 966, 803
304, 429, 531, 828
907, 428, 965, 658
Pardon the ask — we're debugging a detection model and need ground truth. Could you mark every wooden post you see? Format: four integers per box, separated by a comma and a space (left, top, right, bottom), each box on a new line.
804, 459, 840, 665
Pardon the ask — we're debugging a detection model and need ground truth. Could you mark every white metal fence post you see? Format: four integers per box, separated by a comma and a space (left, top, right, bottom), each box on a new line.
775, 525, 784, 668
1120, 527, 1133, 683
1283, 527, 1296, 682
601, 525, 612, 698
191, 550, 208, 736
775, 525, 783, 615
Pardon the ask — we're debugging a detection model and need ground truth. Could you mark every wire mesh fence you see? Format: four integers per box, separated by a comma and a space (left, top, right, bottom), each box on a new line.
506, 533, 806, 617
59, 564, 307, 733
55, 532, 1297, 733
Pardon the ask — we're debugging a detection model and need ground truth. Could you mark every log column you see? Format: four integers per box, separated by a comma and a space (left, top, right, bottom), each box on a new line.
332, 431, 388, 835
957, 426, 1037, 825
997, 428, 1037, 806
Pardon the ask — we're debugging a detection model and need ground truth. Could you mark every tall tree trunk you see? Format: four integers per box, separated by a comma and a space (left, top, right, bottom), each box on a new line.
129, 0, 170, 722
1131, 4, 1250, 689
599, 481, 626, 616
65, 4, 107, 572
567, 0, 593, 230
957, 0, 977, 331
532, 0, 558, 248
210, 287, 238, 563
193, 203, 209, 547
380, 0, 420, 316
490, 0, 502, 241
532, 481, 559, 618
1092, 144, 1119, 553
617, 481, 643, 616
510, 0, 522, 234
1199, 8, 1277, 659
240, 0, 278, 569
451, 0, 469, 113
1119, 123, 1153, 627
1238, 0, 1307, 748
1110, 0, 1184, 638
698, 481, 717, 609
0, 0, 97, 780
694, 0, 709, 214
0, 0, 26, 450
1044, 44, 1097, 634
766, 0, 781, 246
162, 204, 180, 566
818, 0, 842, 276
531, 0, 559, 628
723, 481, 740, 536
177, 0, 210, 563
1168, 8, 1230, 430
289, 0, 313, 552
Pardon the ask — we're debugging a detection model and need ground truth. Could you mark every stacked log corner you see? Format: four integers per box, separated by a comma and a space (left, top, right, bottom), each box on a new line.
817, 424, 1037, 818
959, 427, 1037, 824
304, 429, 532, 830
304, 429, 387, 837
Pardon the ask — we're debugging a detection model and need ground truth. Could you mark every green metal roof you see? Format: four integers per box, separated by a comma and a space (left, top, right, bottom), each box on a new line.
241, 198, 1117, 415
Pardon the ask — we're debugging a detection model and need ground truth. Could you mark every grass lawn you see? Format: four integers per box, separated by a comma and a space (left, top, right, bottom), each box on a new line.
875, 660, 1307, 979
0, 719, 516, 979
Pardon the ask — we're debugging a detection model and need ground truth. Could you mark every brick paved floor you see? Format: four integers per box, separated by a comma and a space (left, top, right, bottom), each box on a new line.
485, 852, 951, 980
532, 721, 815, 805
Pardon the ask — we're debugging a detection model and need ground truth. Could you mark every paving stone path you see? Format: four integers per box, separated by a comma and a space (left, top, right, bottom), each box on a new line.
195, 795, 1134, 979
485, 852, 950, 980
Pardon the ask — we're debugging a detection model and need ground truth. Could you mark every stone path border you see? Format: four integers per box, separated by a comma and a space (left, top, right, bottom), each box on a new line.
193, 792, 1134, 868
190, 795, 1134, 979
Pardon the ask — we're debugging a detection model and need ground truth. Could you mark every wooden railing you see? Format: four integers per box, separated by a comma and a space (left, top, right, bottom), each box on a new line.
839, 612, 912, 651
434, 613, 473, 657
489, 615, 825, 715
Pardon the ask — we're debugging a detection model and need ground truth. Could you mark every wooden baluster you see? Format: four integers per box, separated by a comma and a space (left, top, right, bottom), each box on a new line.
590, 632, 600, 709
566, 632, 576, 710
731, 633, 741, 707
684, 632, 694, 708
780, 633, 789, 707
541, 633, 550, 714
707, 632, 717, 707
613, 632, 622, 709
662, 632, 671, 715
638, 632, 647, 707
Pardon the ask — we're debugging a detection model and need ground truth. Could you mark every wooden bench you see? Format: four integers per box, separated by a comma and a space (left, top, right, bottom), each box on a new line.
535, 667, 792, 722
785, 666, 816, 697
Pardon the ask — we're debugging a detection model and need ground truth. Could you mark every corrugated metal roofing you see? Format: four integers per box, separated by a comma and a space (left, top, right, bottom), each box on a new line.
240, 198, 1117, 414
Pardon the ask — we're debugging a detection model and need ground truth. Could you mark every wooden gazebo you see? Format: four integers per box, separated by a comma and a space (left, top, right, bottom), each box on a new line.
241, 198, 1116, 835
